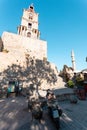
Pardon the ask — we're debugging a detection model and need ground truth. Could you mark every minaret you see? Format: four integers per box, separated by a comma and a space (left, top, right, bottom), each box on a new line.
71, 50, 76, 71
17, 4, 40, 39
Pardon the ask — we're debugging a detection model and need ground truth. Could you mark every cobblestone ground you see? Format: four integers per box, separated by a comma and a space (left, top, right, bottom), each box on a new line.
0, 97, 87, 130
59, 100, 87, 130
0, 97, 56, 130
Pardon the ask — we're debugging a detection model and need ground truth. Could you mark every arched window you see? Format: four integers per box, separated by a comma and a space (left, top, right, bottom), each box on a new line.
27, 32, 31, 37
28, 23, 32, 28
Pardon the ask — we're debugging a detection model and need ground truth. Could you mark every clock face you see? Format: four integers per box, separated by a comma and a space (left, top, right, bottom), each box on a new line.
29, 13, 33, 17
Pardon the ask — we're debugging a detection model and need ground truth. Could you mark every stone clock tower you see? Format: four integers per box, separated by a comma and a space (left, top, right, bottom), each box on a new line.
2, 4, 47, 60
17, 4, 40, 39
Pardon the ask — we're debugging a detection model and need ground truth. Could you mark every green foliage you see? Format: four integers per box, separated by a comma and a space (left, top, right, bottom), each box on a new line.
67, 80, 74, 88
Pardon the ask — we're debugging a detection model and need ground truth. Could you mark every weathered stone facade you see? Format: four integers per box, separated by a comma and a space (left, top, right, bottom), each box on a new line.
0, 54, 59, 89
2, 31, 47, 60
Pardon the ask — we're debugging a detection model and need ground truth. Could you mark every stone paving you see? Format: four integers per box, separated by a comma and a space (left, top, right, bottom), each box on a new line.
0, 96, 87, 130
0, 97, 56, 130
59, 100, 87, 130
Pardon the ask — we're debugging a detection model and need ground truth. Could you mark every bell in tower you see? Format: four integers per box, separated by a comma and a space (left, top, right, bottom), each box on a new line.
17, 4, 40, 39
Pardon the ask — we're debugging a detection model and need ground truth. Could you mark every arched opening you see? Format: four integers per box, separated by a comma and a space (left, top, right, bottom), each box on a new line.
27, 32, 31, 37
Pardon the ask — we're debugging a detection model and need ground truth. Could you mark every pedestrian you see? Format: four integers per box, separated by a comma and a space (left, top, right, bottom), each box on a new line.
15, 81, 19, 96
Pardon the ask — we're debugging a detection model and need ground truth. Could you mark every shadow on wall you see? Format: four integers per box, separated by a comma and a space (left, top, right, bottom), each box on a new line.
0, 56, 58, 93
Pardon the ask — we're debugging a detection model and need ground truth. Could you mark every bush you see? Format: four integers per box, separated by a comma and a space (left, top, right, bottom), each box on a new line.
67, 80, 74, 88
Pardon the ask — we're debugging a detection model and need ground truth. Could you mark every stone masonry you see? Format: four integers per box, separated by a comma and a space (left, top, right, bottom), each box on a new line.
2, 31, 47, 60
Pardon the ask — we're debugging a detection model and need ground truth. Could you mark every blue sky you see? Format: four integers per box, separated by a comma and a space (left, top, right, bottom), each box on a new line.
0, 0, 87, 71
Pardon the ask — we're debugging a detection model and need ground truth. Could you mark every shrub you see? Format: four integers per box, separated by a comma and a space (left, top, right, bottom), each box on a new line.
67, 80, 74, 88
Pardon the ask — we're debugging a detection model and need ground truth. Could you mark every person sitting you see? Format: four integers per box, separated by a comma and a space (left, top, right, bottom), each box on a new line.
46, 89, 56, 100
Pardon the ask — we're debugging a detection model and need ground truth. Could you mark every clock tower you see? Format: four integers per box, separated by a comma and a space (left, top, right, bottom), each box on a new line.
2, 3, 47, 60
17, 4, 40, 39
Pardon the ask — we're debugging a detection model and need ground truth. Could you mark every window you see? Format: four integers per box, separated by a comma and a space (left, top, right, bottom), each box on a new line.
29, 16, 33, 20
30, 6, 33, 9
28, 23, 32, 28
27, 32, 31, 37
35, 30, 37, 33
30, 6, 34, 12
22, 26, 24, 30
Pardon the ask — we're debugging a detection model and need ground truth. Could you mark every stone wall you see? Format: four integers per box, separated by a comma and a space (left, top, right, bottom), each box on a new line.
2, 31, 47, 60
0, 55, 59, 89
0, 31, 66, 97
